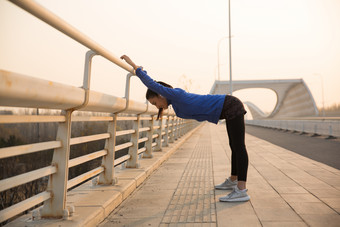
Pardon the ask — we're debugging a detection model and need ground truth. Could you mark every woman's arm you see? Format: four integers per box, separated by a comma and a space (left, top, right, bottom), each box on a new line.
120, 54, 183, 100
135, 68, 184, 100
120, 55, 140, 70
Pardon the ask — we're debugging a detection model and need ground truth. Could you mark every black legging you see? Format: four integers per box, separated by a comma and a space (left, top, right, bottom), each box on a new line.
226, 114, 249, 181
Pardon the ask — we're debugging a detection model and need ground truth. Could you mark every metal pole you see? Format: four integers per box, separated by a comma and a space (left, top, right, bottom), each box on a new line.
228, 0, 233, 95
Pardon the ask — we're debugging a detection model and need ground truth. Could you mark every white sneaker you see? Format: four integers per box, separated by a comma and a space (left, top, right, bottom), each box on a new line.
219, 187, 250, 202
215, 177, 237, 190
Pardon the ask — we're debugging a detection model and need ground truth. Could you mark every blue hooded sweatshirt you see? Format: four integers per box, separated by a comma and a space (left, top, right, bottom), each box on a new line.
136, 68, 226, 124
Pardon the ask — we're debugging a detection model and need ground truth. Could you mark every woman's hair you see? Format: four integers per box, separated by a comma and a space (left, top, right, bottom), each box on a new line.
146, 81, 173, 120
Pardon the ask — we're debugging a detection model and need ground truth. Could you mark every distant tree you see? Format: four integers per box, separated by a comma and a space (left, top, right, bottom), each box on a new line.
319, 103, 340, 117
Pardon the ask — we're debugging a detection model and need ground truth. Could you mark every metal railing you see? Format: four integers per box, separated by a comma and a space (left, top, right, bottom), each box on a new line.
0, 0, 199, 223
246, 118, 340, 138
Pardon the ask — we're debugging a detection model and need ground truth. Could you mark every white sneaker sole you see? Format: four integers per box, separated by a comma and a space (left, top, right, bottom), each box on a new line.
219, 195, 250, 202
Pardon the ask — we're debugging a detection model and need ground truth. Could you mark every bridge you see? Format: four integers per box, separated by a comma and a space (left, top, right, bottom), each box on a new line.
210, 79, 319, 119
1, 1, 340, 226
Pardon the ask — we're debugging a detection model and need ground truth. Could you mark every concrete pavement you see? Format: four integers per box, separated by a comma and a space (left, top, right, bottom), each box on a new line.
100, 123, 340, 227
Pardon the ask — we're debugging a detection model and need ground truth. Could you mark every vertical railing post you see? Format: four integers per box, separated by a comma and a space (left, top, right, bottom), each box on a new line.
98, 113, 118, 184
177, 119, 181, 138
40, 110, 73, 218
183, 120, 187, 135
126, 115, 141, 168
163, 115, 169, 147
169, 116, 175, 143
143, 115, 155, 158
175, 118, 179, 140
40, 50, 97, 218
179, 119, 183, 137
155, 117, 163, 151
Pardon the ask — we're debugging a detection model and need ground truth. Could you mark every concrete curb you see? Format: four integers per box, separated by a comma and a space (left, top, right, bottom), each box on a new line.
8, 123, 204, 227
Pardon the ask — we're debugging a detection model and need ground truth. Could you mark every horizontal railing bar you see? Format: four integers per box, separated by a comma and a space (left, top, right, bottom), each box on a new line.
8, 0, 134, 74
117, 116, 137, 121
153, 126, 160, 130
67, 167, 104, 189
152, 142, 157, 147
152, 134, 159, 139
116, 129, 135, 137
68, 150, 107, 168
139, 127, 150, 133
0, 115, 65, 124
140, 117, 152, 120
72, 116, 113, 122
0, 141, 61, 159
114, 154, 130, 167
138, 137, 148, 144
138, 147, 146, 155
0, 166, 57, 192
115, 142, 133, 151
161, 132, 166, 136
0, 191, 51, 223
70, 133, 110, 145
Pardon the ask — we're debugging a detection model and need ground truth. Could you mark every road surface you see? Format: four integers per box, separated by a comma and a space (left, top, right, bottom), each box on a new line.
245, 125, 340, 170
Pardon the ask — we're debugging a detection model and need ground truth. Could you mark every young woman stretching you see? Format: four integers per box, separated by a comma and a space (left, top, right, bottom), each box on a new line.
120, 55, 250, 202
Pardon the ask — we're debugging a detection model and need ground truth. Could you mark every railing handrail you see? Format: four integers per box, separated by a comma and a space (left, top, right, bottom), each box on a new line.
0, 69, 157, 114
246, 119, 340, 138
8, 0, 134, 74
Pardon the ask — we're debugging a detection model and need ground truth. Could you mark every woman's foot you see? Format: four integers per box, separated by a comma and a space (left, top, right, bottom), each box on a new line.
219, 187, 250, 202
215, 177, 237, 190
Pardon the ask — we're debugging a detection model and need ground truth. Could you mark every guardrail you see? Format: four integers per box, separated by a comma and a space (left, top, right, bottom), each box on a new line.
246, 119, 340, 138
0, 0, 199, 224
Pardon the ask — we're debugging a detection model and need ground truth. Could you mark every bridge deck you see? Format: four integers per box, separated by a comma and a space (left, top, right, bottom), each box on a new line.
100, 123, 340, 227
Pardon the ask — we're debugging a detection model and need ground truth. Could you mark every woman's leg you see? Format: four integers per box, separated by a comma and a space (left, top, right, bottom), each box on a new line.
226, 114, 249, 189
226, 121, 238, 182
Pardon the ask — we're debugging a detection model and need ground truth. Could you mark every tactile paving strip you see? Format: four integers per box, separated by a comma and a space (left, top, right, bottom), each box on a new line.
161, 135, 216, 224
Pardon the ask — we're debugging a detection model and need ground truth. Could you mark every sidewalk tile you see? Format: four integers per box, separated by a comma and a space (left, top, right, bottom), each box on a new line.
289, 202, 336, 214
262, 221, 307, 227
300, 214, 340, 227
255, 207, 301, 222
275, 187, 308, 194
280, 193, 320, 203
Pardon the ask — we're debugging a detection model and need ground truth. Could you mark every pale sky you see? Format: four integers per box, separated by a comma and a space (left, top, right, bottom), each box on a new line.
1, 0, 339, 114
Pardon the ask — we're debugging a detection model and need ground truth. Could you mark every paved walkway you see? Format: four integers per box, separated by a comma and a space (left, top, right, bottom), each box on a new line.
99, 123, 340, 227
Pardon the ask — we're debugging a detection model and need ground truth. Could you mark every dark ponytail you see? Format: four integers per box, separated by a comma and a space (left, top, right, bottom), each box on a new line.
146, 81, 173, 120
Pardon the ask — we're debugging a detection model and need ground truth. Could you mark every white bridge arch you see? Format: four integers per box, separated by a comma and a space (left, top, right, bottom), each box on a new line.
210, 79, 319, 119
